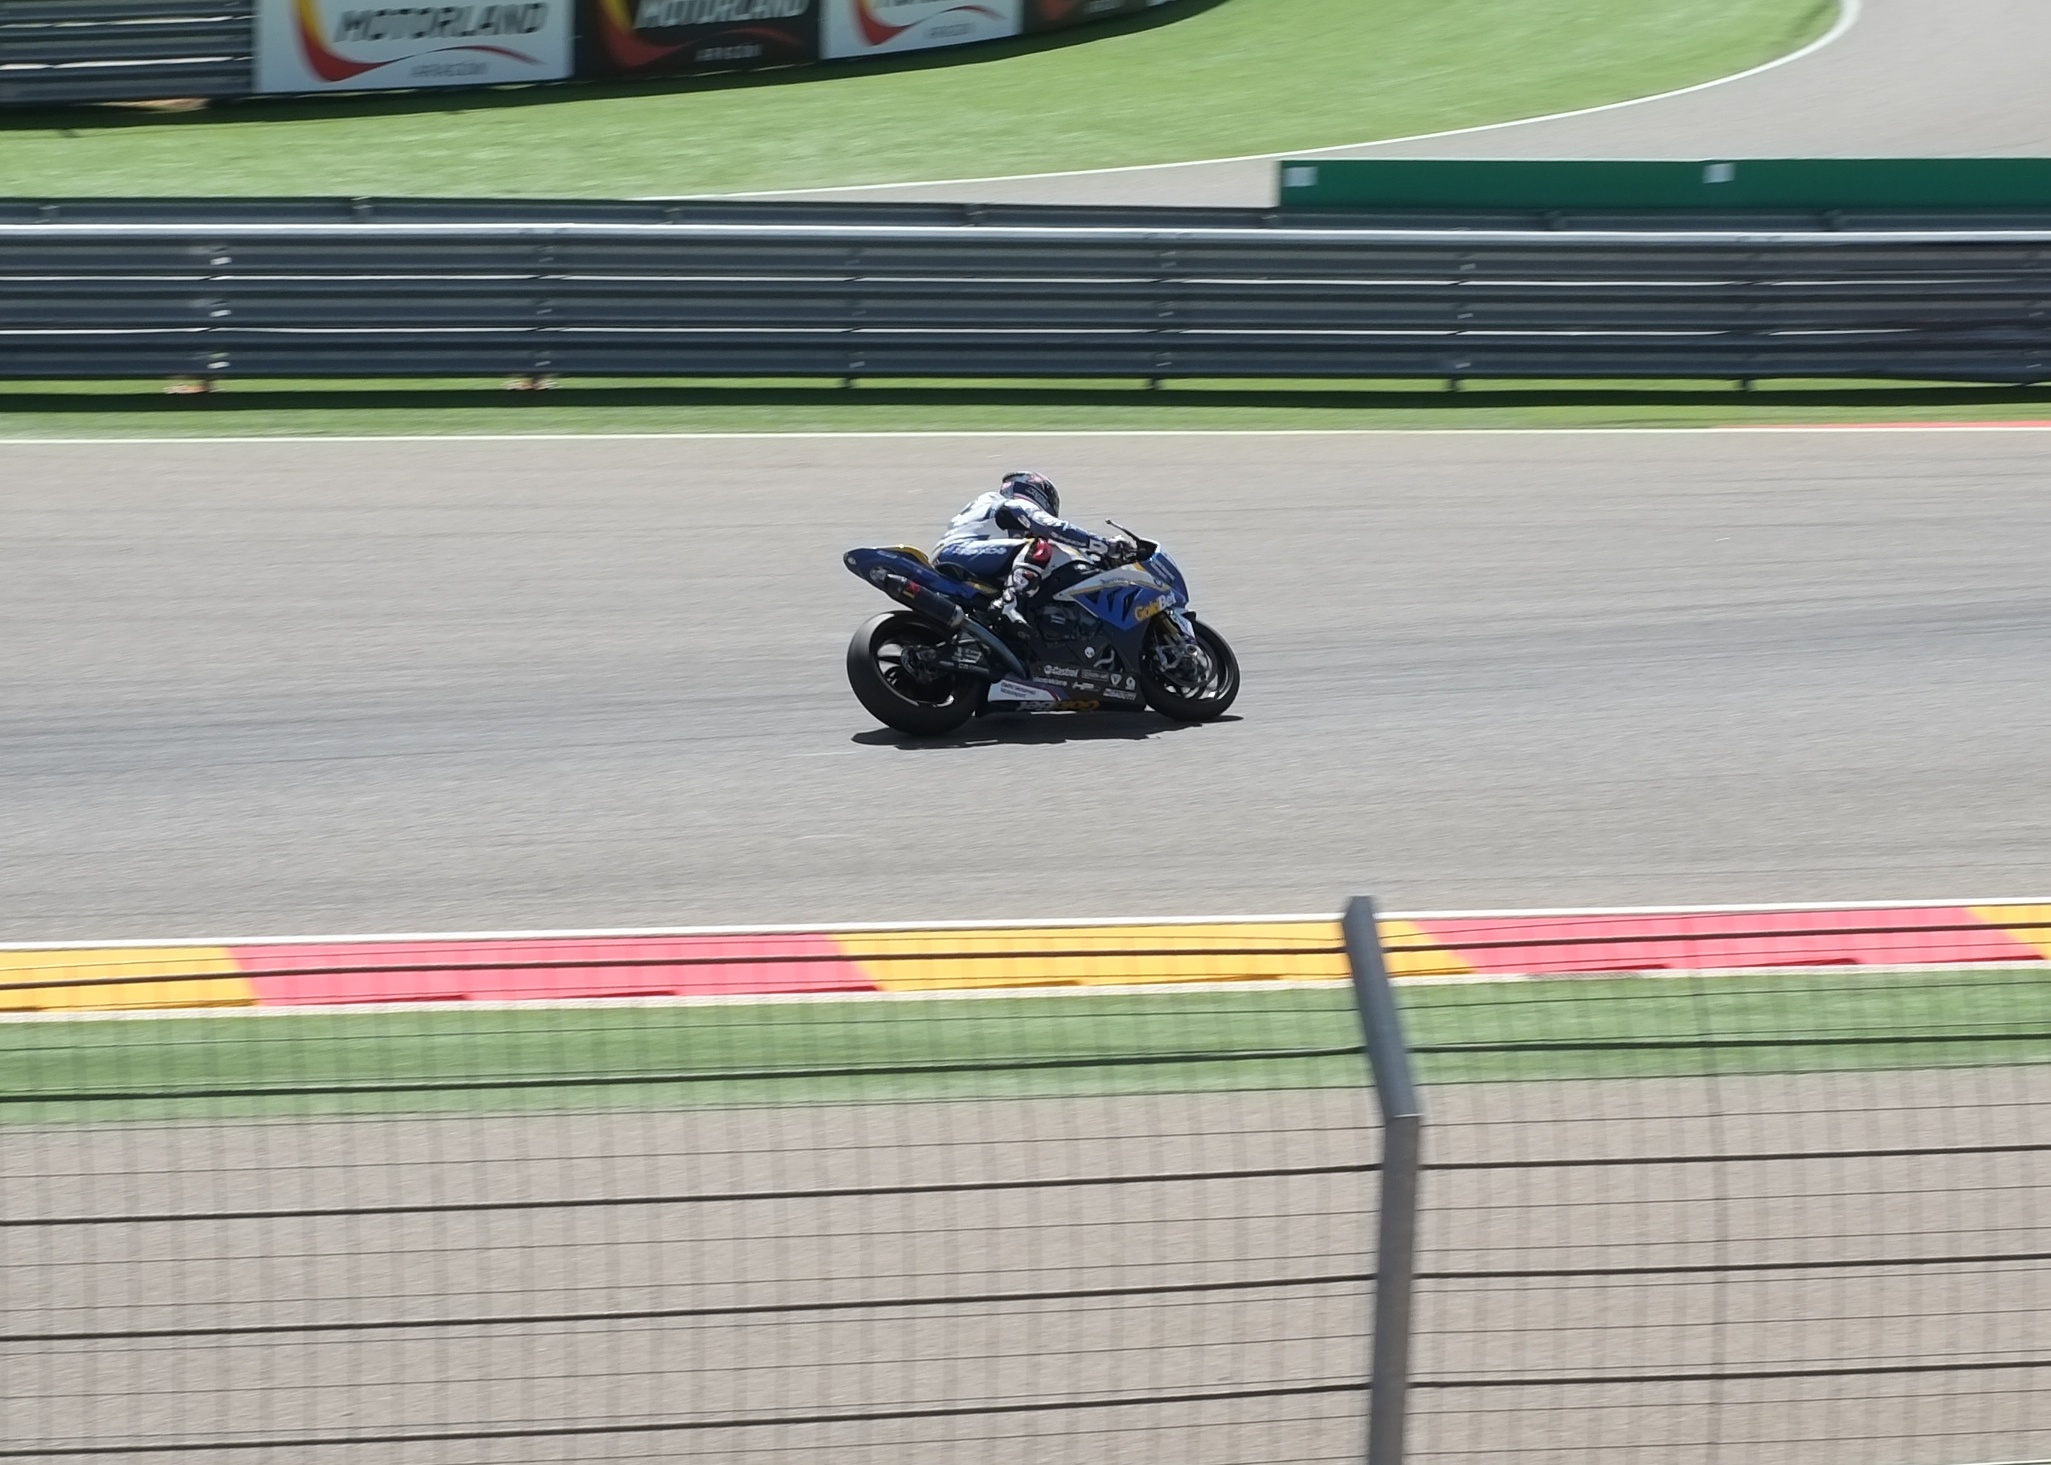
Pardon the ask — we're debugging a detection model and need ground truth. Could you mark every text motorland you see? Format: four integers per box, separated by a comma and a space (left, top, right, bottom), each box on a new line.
631, 0, 805, 26
255, 0, 573, 90
329, 4, 550, 41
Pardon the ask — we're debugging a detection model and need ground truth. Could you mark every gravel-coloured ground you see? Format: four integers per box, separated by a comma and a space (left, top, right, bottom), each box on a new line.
6, 1062, 2042, 1463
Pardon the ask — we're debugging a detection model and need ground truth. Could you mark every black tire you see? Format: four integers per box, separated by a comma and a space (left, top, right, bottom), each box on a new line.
846, 612, 979, 736
1136, 616, 1240, 721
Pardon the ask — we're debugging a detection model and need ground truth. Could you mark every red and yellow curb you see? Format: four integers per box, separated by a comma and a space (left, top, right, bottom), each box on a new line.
1, 904, 2042, 1015
0, 946, 250, 1013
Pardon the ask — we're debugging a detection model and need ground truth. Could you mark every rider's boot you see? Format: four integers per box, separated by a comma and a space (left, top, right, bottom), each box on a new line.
995, 553, 1045, 650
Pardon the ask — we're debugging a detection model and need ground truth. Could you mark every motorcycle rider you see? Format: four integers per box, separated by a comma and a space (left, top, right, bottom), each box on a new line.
933, 472, 1137, 640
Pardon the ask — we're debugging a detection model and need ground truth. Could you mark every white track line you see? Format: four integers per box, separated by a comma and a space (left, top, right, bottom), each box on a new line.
9, 423, 2051, 447
717, 0, 1864, 198
7, 898, 2045, 954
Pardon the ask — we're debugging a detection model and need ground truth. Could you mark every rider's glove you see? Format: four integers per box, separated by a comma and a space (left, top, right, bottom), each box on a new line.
1101, 533, 1141, 565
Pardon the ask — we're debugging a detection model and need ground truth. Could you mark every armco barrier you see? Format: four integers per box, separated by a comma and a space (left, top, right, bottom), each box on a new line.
4, 901, 2045, 1465
0, 1, 256, 107
11, 201, 2051, 384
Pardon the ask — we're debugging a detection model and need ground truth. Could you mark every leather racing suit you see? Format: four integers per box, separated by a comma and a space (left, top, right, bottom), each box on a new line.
932, 491, 1124, 626
935, 489, 1120, 581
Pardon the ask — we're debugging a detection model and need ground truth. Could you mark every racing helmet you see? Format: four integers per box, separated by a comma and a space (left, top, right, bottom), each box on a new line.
1001, 471, 1060, 517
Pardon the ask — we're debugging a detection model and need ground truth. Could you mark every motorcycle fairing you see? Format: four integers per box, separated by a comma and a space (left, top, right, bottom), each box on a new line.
984, 663, 1145, 711
1048, 551, 1190, 670
990, 678, 1057, 704
843, 546, 986, 626
847, 539, 1186, 714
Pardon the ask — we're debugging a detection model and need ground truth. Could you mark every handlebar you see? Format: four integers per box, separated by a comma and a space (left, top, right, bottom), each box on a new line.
1105, 520, 1158, 561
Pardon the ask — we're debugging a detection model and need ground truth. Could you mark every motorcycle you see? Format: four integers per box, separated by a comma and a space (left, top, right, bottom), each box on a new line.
842, 525, 1240, 736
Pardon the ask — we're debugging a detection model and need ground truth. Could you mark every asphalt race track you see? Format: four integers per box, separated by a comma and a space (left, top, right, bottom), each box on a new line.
810, 0, 2051, 207
4, 429, 2049, 941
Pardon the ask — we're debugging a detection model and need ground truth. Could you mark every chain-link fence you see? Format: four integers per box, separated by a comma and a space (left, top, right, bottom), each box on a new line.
0, 933, 1373, 1464
3, 908, 2046, 1464
1366, 904, 2051, 1465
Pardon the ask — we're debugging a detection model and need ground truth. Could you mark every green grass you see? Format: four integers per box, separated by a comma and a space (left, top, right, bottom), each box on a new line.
1407, 969, 2051, 1086
8, 378, 2051, 439
0, 0, 1836, 198
6, 970, 2044, 1125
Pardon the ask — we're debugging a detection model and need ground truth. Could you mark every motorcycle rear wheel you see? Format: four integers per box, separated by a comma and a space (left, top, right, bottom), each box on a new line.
846, 611, 979, 735
1137, 617, 1240, 721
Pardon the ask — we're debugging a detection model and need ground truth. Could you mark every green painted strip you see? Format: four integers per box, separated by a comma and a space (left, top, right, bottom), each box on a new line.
5, 971, 2044, 1123
1279, 158, 2051, 211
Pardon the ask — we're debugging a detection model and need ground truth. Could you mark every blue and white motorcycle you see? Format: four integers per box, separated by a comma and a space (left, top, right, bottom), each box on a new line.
842, 525, 1240, 736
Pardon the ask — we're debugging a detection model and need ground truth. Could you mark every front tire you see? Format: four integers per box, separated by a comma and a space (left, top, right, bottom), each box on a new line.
847, 612, 979, 736
1137, 616, 1240, 721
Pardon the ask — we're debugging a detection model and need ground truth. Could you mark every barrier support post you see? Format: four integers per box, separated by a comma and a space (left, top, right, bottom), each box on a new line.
1343, 895, 1424, 1465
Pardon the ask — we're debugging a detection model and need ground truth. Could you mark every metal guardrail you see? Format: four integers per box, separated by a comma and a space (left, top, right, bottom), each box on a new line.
7, 201, 2051, 384
0, 0, 253, 106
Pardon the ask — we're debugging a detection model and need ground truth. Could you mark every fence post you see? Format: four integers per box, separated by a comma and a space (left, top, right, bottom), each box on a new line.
1344, 895, 1424, 1465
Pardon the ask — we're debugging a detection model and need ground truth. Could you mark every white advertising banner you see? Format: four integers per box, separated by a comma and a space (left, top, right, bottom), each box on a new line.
821, 0, 1022, 59
255, 0, 574, 93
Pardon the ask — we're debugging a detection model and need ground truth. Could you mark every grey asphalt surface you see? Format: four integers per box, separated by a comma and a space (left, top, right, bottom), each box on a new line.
3, 429, 2048, 941
8, 1067, 2042, 1463
797, 0, 2051, 208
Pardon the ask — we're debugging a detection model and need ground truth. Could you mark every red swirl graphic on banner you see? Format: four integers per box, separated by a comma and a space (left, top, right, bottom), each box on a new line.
597, 0, 683, 67
854, 0, 1003, 48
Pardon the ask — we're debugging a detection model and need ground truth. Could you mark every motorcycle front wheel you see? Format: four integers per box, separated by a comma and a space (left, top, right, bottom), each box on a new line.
1137, 616, 1240, 721
846, 611, 979, 736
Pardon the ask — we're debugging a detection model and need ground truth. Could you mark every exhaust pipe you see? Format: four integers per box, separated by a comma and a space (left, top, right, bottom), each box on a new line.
959, 618, 1028, 680
844, 547, 1027, 679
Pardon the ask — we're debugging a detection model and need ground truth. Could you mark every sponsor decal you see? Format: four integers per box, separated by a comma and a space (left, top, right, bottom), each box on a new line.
582, 0, 816, 75
991, 678, 1057, 704
256, 0, 572, 91
820, 0, 1020, 58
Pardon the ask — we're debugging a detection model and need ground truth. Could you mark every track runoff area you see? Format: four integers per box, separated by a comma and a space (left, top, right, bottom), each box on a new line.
8, 901, 2049, 1102
11, 422, 2047, 1454
7, 900, 2049, 1097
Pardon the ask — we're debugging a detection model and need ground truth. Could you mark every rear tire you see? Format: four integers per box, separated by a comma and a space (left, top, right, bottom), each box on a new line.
847, 612, 979, 736
1137, 617, 1240, 721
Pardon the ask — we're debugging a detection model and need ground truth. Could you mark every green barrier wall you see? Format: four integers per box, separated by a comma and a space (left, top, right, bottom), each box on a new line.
1277, 158, 2051, 211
